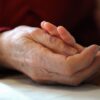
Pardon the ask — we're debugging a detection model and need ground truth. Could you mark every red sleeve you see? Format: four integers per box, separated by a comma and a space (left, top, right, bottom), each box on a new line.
0, 27, 11, 33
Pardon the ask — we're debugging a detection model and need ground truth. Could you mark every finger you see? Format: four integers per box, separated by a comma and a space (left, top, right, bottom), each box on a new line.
28, 41, 76, 84
32, 44, 100, 86
71, 54, 100, 86
49, 52, 100, 86
57, 26, 76, 46
74, 43, 84, 53
38, 55, 100, 86
65, 45, 99, 76
30, 28, 77, 56
85, 52, 100, 85
41, 21, 59, 36
23, 40, 67, 83
41, 21, 76, 46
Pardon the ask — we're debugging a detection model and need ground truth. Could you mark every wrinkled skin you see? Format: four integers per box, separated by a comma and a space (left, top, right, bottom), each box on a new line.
0, 22, 100, 86
41, 21, 100, 85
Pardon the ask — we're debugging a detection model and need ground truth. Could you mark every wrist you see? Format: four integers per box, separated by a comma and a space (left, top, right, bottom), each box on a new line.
0, 32, 5, 66
0, 30, 26, 71
0, 32, 11, 68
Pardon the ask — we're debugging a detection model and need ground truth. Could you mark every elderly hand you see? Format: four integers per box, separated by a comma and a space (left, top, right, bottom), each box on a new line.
0, 24, 99, 86
41, 21, 100, 85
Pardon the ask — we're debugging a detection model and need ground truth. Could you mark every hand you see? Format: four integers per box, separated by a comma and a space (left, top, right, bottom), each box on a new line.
0, 25, 99, 86
41, 21, 100, 85
41, 21, 84, 52
85, 51, 100, 85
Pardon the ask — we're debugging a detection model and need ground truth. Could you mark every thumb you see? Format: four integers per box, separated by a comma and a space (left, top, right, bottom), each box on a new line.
66, 45, 100, 74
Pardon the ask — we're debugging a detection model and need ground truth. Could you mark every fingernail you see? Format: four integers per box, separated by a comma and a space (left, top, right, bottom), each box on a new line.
94, 45, 100, 51
91, 45, 100, 54
41, 21, 46, 26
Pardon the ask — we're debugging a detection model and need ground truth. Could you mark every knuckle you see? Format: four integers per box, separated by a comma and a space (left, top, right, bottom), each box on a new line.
33, 27, 42, 32
29, 27, 44, 39
32, 27, 43, 34
14, 25, 27, 29
14, 25, 33, 31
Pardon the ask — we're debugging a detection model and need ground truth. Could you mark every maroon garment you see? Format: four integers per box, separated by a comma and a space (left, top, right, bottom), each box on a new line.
0, 0, 99, 45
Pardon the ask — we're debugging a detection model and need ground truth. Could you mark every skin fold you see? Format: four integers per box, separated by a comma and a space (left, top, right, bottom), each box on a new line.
41, 21, 100, 85
0, 21, 100, 86
0, 0, 100, 86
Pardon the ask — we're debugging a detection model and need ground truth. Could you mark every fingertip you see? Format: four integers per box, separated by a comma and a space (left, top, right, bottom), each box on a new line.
57, 26, 70, 34
57, 26, 65, 33
89, 44, 100, 53
41, 21, 47, 27
41, 21, 53, 33
57, 26, 64, 30
81, 44, 99, 60
43, 22, 56, 29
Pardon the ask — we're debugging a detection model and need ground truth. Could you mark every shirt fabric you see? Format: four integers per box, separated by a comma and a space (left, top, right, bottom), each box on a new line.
0, 0, 99, 45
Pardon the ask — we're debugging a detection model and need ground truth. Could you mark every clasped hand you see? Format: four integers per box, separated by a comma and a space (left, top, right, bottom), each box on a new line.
1, 21, 100, 86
